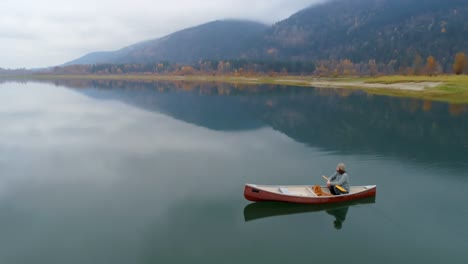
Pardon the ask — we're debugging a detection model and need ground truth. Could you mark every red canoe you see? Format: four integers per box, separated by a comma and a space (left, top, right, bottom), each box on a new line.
244, 184, 377, 204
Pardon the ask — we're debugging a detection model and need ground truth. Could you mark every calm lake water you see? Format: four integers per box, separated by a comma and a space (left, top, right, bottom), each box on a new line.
0, 80, 467, 263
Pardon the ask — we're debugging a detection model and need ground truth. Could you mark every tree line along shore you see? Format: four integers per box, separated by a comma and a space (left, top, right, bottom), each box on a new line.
9, 73, 465, 104
41, 52, 468, 77
1, 53, 468, 104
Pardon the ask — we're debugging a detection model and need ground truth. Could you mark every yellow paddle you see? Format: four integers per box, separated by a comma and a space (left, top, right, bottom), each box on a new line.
322, 175, 347, 193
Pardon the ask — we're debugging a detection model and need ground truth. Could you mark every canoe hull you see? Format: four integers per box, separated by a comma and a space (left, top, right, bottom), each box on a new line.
244, 184, 377, 204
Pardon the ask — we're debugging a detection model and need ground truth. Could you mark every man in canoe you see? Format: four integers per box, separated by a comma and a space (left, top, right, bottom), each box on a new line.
326, 163, 350, 195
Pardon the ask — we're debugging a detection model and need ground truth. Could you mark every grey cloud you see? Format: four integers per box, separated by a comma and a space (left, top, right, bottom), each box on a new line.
0, 31, 37, 40
0, 0, 324, 68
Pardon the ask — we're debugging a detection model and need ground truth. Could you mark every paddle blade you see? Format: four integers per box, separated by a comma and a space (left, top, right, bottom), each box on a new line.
336, 185, 347, 193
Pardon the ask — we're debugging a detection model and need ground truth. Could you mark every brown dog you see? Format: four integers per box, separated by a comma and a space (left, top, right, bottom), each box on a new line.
313, 185, 333, 196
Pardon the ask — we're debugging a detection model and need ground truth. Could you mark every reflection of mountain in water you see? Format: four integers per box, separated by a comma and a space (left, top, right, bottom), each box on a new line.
25, 79, 468, 167
70, 80, 265, 131
246, 90, 468, 167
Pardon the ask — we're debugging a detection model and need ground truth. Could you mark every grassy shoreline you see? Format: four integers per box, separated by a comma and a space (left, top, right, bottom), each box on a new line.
4, 74, 468, 104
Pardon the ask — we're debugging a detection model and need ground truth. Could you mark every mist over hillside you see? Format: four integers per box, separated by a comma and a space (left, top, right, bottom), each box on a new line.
260, 0, 468, 70
66, 20, 268, 65
65, 0, 468, 71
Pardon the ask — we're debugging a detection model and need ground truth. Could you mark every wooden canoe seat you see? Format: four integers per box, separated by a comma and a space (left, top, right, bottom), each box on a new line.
306, 187, 317, 196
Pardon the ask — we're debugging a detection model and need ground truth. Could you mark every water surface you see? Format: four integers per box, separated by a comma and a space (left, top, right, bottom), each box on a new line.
0, 80, 467, 263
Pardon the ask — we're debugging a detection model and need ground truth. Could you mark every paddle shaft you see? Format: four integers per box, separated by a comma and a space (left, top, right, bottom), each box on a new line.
322, 176, 347, 193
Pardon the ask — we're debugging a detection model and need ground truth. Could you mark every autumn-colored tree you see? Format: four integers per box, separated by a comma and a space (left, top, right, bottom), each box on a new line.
314, 63, 329, 76
425, 56, 437, 76
341, 59, 356, 76
179, 66, 195, 75
453, 52, 465, 75
406, 67, 415, 76
234, 68, 244, 76
156, 63, 166, 73
217, 61, 225, 74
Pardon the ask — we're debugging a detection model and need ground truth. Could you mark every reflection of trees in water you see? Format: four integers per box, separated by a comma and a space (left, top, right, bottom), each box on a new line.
5, 78, 468, 166
32, 78, 286, 95
240, 89, 468, 166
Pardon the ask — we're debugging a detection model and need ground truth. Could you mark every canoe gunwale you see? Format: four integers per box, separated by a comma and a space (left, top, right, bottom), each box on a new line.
244, 183, 377, 204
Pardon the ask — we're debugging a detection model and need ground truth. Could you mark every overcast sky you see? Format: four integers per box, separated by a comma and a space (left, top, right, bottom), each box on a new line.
0, 0, 324, 69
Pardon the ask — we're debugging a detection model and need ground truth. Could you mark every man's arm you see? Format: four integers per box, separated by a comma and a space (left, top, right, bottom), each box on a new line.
331, 173, 348, 186
329, 172, 338, 181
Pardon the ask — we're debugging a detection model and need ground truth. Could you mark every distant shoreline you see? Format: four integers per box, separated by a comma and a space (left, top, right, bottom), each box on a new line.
3, 74, 468, 104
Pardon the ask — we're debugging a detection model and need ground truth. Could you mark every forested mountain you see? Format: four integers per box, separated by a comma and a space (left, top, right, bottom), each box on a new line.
260, 0, 468, 70
66, 20, 267, 65
65, 0, 468, 71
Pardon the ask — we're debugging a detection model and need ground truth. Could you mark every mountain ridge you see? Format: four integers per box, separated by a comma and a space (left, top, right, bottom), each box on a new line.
65, 0, 468, 71
66, 20, 268, 65
259, 0, 468, 69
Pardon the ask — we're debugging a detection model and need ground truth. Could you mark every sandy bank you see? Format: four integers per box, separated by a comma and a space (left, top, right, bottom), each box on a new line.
308, 81, 442, 91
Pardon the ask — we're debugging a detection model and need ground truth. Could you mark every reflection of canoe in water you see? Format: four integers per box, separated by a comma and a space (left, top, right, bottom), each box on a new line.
244, 196, 376, 222
244, 184, 376, 204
